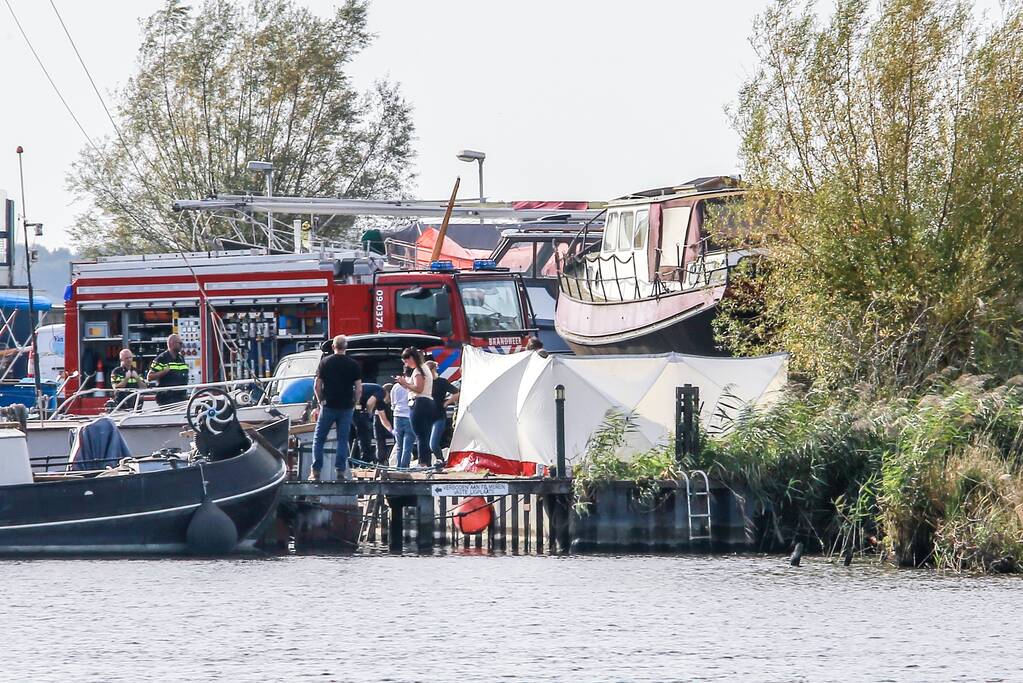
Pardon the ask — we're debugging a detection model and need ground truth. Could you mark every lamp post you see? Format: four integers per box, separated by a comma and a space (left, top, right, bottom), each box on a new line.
15, 147, 43, 413
247, 160, 274, 245
456, 149, 486, 220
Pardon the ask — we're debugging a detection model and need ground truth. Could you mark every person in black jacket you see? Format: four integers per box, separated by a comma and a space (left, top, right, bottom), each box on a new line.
426, 360, 459, 465
351, 382, 389, 464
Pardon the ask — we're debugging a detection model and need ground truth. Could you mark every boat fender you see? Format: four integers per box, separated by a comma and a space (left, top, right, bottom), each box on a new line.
186, 497, 239, 555
452, 496, 493, 535
789, 542, 804, 567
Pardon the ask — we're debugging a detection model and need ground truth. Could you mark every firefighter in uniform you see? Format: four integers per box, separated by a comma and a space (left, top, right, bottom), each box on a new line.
147, 334, 190, 406
109, 348, 141, 409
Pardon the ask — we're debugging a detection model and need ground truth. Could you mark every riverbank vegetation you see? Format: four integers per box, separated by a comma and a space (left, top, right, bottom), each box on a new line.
575, 371, 1023, 572
721, 0, 1023, 572
687, 372, 1023, 572
574, 0, 1023, 572
711, 0, 1023, 572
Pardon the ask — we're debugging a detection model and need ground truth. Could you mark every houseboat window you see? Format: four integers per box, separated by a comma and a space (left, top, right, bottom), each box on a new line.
602, 212, 619, 252
458, 280, 525, 333
633, 210, 649, 250
495, 241, 536, 275
538, 240, 571, 277
395, 285, 452, 336
617, 211, 634, 251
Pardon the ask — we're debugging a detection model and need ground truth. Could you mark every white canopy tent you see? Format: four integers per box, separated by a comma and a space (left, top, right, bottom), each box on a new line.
448, 348, 788, 474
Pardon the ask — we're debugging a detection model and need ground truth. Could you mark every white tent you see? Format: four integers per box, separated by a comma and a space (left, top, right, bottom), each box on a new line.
448, 348, 788, 474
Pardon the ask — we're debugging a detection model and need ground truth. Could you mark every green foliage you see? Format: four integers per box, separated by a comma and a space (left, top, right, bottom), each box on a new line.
68, 0, 415, 255
721, 0, 1023, 389
697, 372, 1023, 572
572, 410, 679, 515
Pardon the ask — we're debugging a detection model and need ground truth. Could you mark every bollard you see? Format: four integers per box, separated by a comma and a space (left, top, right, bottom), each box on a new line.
675, 384, 700, 465
790, 542, 804, 566
555, 384, 566, 478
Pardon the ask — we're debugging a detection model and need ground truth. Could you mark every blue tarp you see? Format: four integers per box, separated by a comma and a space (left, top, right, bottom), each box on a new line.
0, 292, 52, 311
68, 417, 132, 471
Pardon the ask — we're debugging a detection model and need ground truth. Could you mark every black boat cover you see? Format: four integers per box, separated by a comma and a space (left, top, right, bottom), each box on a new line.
68, 417, 132, 471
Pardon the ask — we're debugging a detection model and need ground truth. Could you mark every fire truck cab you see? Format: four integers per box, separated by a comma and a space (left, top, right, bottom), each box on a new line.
373, 263, 534, 352
63, 249, 533, 414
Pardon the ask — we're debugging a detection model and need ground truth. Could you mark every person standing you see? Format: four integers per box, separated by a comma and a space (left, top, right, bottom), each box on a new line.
311, 335, 362, 481
394, 347, 436, 467
147, 334, 190, 406
388, 378, 414, 469
426, 360, 459, 466
109, 348, 141, 410
351, 381, 388, 465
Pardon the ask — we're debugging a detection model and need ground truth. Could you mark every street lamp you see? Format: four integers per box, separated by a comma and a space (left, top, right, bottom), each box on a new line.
247, 160, 274, 244
456, 149, 486, 204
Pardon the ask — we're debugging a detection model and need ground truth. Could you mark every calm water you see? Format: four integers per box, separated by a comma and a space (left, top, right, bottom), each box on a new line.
3, 553, 1022, 682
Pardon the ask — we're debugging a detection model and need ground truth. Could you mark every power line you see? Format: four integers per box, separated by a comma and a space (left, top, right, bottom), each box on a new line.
3, 0, 99, 152
49, 0, 159, 198
3, 0, 183, 252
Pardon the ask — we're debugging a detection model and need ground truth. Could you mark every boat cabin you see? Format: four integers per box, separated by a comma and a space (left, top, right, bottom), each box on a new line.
562, 177, 748, 303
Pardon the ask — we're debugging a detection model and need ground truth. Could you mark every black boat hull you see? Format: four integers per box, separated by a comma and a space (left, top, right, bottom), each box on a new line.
561, 304, 723, 356
0, 431, 286, 554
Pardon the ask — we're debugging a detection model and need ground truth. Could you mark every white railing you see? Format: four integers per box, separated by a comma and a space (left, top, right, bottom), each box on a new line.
51, 372, 316, 419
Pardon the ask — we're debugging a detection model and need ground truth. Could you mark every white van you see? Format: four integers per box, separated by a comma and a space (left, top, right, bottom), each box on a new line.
28, 324, 65, 382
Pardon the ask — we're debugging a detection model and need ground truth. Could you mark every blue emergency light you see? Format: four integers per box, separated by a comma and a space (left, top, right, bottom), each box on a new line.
429, 260, 455, 271
472, 259, 498, 270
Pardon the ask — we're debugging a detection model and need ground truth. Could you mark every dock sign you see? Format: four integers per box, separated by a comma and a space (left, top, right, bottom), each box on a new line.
431, 483, 510, 497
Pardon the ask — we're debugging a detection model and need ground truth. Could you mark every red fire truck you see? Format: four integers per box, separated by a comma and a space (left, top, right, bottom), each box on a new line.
63, 247, 534, 414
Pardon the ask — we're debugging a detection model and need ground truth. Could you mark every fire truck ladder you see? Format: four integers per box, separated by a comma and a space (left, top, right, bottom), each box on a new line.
684, 470, 713, 544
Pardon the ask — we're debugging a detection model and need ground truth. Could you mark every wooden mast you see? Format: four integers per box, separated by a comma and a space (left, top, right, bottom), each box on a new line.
430, 177, 460, 263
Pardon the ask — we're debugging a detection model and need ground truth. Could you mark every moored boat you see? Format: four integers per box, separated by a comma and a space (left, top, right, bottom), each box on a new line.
555, 177, 752, 355
0, 389, 287, 555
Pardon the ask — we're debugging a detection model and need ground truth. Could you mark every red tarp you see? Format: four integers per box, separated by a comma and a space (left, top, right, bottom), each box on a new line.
510, 201, 590, 211
414, 227, 492, 268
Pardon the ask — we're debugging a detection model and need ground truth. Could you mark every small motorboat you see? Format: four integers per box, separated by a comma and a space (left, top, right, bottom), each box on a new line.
0, 388, 288, 555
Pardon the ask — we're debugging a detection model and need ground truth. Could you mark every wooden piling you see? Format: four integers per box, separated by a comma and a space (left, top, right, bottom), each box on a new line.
416, 496, 434, 553
387, 497, 403, 553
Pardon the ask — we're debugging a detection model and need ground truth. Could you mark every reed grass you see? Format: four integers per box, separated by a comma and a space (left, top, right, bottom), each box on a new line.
571, 371, 1023, 572
692, 372, 1023, 572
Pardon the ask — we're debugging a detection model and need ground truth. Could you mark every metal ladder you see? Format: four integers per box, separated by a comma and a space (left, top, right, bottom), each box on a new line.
685, 470, 713, 543
358, 467, 383, 544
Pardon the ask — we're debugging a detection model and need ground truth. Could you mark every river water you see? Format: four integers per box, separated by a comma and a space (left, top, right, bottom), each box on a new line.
4, 552, 1021, 682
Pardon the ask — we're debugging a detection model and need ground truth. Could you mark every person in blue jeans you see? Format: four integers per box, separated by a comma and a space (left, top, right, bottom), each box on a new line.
388, 379, 415, 468
426, 360, 460, 465
311, 335, 362, 480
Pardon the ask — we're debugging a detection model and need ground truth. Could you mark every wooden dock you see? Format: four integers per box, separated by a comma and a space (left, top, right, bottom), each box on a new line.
269, 469, 754, 554
275, 472, 572, 553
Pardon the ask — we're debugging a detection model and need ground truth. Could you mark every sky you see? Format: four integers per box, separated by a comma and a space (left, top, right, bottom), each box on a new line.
0, 1, 795, 250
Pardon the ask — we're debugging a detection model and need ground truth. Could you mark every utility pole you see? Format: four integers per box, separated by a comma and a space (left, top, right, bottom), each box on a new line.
16, 146, 43, 414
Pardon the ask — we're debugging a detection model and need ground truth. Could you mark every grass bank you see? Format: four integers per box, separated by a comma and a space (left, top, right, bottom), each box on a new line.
574, 371, 1023, 573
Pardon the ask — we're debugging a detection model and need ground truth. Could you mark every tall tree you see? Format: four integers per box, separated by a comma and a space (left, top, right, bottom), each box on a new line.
718, 0, 1023, 388
68, 0, 415, 255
